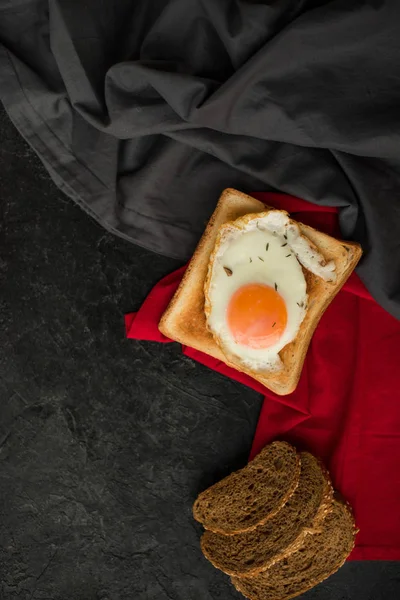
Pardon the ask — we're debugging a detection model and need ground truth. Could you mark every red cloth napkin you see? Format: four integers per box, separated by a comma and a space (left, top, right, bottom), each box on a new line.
125, 193, 400, 561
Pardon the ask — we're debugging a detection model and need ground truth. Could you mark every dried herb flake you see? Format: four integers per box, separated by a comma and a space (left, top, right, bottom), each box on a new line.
223, 266, 233, 277
258, 256, 264, 262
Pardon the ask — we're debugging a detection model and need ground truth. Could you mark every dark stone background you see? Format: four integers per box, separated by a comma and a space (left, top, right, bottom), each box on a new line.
1, 104, 399, 600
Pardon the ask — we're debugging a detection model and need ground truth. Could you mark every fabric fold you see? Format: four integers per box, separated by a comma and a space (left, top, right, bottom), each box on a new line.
2, 1, 400, 317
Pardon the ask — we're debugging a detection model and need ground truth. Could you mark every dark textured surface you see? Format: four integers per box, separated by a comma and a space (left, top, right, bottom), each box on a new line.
1, 104, 400, 599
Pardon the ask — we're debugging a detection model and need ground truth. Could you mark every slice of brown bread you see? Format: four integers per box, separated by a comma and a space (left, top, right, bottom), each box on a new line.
193, 441, 300, 535
231, 499, 357, 600
201, 452, 333, 577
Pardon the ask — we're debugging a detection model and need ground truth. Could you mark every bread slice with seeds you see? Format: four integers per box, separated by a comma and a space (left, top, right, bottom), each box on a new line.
193, 441, 300, 535
201, 452, 333, 577
231, 498, 357, 600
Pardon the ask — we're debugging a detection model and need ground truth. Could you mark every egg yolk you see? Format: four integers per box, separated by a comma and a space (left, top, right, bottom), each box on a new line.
227, 283, 287, 349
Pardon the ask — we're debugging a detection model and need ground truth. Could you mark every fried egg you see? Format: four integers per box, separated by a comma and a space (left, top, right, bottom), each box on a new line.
204, 211, 336, 373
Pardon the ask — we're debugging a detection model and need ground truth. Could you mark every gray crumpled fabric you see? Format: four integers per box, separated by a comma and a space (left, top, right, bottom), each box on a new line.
1, 0, 400, 318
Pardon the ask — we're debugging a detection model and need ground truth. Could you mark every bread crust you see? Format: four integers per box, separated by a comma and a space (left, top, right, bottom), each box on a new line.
159, 189, 362, 395
231, 499, 357, 600
200, 453, 334, 577
193, 441, 301, 535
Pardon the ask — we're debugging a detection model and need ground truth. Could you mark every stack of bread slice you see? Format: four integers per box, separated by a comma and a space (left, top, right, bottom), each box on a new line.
193, 441, 357, 600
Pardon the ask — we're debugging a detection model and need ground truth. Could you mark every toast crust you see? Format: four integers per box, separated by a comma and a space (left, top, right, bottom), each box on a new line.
159, 189, 362, 395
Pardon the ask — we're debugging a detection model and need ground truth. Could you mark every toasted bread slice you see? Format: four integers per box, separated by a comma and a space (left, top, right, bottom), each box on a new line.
231, 498, 357, 600
201, 452, 333, 577
159, 189, 362, 395
193, 441, 300, 535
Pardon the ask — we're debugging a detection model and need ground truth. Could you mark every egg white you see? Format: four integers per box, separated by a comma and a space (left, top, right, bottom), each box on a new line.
206, 225, 308, 372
